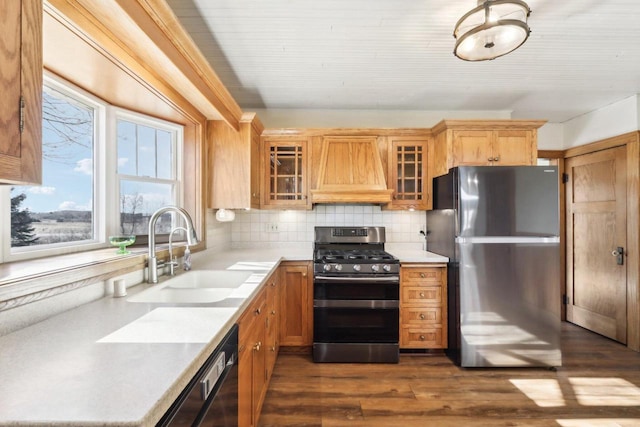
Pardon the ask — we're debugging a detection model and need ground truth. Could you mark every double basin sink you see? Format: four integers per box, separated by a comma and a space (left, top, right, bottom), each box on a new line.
127, 270, 256, 304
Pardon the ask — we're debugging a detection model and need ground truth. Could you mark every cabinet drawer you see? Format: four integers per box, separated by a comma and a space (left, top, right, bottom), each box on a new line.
401, 307, 442, 325
402, 286, 442, 305
239, 288, 267, 342
402, 268, 444, 284
401, 327, 444, 348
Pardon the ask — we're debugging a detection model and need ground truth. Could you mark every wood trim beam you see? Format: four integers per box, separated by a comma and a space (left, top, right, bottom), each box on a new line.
262, 128, 433, 137
563, 131, 638, 159
538, 150, 563, 159
46, 0, 242, 130
626, 133, 640, 351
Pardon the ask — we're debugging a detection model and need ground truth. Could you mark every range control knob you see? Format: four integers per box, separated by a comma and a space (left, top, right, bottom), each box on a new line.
323, 264, 332, 272
334, 264, 343, 271
382, 264, 391, 272
371, 264, 380, 272
352, 264, 361, 272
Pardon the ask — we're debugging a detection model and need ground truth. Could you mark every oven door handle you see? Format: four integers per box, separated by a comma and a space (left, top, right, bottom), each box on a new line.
314, 299, 399, 309
314, 275, 399, 283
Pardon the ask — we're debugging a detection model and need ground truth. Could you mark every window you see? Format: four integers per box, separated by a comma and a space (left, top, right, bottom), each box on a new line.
1, 74, 184, 262
115, 113, 182, 236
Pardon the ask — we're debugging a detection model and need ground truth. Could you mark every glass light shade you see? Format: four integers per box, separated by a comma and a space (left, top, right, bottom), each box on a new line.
215, 208, 235, 222
454, 0, 531, 61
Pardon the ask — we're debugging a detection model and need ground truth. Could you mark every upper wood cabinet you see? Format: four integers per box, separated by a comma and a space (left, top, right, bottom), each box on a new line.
431, 120, 546, 177
209, 113, 263, 209
386, 136, 430, 210
0, 0, 42, 185
261, 136, 311, 209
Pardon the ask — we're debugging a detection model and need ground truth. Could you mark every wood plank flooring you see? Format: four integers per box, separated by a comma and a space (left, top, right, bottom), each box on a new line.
259, 322, 640, 426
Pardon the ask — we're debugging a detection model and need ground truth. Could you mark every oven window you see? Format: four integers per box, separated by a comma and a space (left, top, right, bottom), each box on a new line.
314, 307, 399, 343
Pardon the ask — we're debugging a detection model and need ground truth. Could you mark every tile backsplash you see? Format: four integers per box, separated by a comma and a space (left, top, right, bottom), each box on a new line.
228, 205, 426, 249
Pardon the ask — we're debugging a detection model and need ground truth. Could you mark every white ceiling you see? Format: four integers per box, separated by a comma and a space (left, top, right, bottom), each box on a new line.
166, 0, 640, 123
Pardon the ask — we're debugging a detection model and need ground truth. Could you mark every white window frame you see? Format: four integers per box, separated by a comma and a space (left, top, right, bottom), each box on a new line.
110, 108, 184, 238
0, 73, 107, 263
0, 73, 184, 264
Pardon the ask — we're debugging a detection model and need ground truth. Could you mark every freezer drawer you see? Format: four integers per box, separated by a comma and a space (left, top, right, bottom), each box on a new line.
457, 241, 562, 367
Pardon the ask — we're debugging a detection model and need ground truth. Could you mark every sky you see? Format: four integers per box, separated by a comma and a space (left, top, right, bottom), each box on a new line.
13, 89, 174, 215
13, 90, 94, 213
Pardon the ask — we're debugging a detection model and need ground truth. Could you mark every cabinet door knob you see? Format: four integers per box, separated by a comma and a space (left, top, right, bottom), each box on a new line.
419, 313, 426, 320
420, 273, 426, 278
302, 273, 307, 278
494, 155, 500, 162
419, 292, 425, 298
420, 335, 426, 341
271, 346, 276, 352
253, 341, 262, 351
255, 307, 262, 315
271, 310, 276, 315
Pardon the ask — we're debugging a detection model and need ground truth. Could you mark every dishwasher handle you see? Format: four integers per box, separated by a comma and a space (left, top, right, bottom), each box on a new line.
200, 352, 228, 401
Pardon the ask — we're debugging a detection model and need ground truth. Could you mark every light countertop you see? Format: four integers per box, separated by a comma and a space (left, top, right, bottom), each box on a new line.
0, 246, 445, 426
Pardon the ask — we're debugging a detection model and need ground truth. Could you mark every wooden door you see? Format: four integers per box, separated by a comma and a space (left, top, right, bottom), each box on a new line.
493, 130, 535, 166
452, 130, 492, 166
566, 146, 627, 343
279, 262, 313, 346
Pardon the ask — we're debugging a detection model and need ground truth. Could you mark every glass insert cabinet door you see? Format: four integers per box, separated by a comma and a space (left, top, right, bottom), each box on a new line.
389, 137, 429, 209
263, 138, 309, 208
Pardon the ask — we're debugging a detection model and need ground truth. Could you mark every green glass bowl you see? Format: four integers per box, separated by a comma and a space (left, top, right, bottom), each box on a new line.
109, 235, 136, 255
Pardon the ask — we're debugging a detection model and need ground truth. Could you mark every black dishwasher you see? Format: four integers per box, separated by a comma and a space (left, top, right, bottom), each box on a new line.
158, 324, 238, 427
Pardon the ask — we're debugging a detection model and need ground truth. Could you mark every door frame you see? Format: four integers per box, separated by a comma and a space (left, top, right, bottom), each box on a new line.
559, 131, 640, 351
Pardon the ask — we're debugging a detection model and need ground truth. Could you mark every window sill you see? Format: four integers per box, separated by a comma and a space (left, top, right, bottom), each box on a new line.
0, 243, 202, 312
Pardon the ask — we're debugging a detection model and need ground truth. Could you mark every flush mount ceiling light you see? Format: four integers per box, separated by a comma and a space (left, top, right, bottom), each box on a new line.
454, 0, 531, 61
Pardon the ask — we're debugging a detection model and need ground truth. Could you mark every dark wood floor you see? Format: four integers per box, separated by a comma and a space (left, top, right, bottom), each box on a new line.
259, 322, 640, 426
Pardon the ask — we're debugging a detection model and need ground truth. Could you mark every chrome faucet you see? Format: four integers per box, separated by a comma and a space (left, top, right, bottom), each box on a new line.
148, 206, 199, 283
168, 226, 188, 276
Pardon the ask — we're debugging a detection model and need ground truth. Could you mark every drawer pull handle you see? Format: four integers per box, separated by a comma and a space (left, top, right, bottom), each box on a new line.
419, 314, 426, 320
420, 273, 426, 278
420, 335, 426, 341
419, 292, 425, 298
270, 282, 276, 287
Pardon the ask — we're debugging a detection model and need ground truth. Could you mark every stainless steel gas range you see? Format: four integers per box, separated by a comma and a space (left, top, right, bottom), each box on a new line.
312, 226, 400, 363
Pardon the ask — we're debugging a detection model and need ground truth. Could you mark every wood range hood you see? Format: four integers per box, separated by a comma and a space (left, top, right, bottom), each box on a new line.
310, 136, 393, 204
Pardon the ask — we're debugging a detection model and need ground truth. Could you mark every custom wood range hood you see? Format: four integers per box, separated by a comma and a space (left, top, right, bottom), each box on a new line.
311, 136, 393, 204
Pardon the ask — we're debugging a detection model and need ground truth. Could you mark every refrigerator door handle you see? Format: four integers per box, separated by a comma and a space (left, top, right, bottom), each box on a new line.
455, 236, 560, 244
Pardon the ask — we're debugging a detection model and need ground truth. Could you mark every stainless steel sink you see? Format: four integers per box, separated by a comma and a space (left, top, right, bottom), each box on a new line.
127, 270, 254, 303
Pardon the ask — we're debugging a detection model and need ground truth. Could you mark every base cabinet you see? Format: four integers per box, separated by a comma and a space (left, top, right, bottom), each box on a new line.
265, 269, 280, 381
279, 261, 313, 347
400, 265, 448, 349
238, 266, 281, 427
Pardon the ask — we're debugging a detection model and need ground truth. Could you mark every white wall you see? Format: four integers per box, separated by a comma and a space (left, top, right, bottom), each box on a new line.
537, 123, 564, 150
563, 95, 639, 149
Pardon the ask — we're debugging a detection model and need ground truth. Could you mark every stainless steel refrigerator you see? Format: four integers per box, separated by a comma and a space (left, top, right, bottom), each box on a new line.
427, 166, 562, 368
